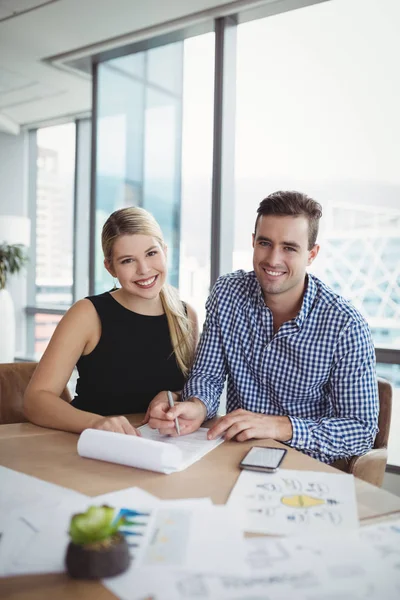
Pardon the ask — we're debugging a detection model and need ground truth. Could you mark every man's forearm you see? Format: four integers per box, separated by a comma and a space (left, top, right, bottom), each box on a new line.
287, 415, 376, 463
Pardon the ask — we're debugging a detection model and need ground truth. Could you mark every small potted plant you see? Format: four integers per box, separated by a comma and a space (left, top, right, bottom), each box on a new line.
0, 243, 27, 290
65, 505, 131, 579
0, 242, 28, 362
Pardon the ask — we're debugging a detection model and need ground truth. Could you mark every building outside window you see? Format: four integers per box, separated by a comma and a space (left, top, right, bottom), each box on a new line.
33, 124, 76, 355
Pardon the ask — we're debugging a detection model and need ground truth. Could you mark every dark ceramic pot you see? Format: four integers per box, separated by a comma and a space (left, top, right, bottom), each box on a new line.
65, 533, 131, 579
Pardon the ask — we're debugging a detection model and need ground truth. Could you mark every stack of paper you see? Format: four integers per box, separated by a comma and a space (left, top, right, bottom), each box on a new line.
77, 425, 224, 474
2, 464, 399, 600
104, 520, 400, 600
0, 472, 246, 579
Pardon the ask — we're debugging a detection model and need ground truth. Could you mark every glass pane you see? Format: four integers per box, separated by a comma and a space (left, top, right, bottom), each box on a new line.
96, 34, 214, 312
96, 60, 146, 293
147, 42, 183, 93
34, 313, 62, 357
36, 124, 75, 305
108, 52, 145, 79
179, 33, 215, 327
143, 87, 180, 284
377, 363, 400, 467
95, 41, 184, 292
234, 0, 400, 348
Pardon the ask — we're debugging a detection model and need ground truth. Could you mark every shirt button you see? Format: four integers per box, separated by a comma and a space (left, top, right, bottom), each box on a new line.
298, 439, 304, 446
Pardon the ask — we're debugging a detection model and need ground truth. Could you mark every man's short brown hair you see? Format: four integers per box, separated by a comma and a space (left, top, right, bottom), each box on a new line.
255, 190, 322, 250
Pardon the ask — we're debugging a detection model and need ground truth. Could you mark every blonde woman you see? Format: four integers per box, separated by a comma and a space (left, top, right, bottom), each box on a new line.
24, 207, 198, 435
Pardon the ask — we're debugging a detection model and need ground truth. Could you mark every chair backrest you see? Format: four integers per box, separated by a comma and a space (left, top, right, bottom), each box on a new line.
374, 377, 392, 449
0, 362, 71, 425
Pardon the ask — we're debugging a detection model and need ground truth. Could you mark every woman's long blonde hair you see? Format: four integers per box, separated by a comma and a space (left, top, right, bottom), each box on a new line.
102, 206, 195, 377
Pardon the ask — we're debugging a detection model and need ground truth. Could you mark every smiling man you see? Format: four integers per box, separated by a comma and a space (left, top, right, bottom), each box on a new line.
148, 191, 379, 464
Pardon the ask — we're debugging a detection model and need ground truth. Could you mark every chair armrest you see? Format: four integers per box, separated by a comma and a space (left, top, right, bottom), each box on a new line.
347, 448, 388, 488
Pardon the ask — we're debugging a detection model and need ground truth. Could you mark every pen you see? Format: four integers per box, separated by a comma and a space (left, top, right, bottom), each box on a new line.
167, 390, 180, 435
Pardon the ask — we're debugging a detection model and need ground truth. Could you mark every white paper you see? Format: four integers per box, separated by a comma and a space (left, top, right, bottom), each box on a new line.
93, 486, 160, 508
104, 505, 249, 599
227, 468, 359, 534
1, 494, 234, 578
0, 465, 87, 533
138, 424, 224, 471
78, 428, 182, 473
0, 467, 89, 577
103, 528, 399, 600
359, 519, 400, 596
77, 426, 223, 474
94, 486, 213, 510
0, 488, 155, 576
0, 495, 88, 576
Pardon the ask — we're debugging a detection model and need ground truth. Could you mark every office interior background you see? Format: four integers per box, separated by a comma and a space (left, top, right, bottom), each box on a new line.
1, 0, 399, 483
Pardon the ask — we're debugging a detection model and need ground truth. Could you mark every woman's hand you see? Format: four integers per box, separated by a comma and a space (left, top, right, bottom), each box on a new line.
88, 415, 140, 435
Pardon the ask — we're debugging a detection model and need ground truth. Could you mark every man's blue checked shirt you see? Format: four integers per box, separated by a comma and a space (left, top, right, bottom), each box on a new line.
182, 270, 379, 464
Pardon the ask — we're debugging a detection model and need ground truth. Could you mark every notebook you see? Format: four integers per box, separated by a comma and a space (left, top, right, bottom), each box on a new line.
77, 425, 224, 474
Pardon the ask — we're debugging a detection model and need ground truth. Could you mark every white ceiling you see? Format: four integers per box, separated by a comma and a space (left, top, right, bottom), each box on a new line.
0, 0, 239, 133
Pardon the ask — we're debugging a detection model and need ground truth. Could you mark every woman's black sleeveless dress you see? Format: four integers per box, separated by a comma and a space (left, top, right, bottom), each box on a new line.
70, 292, 185, 415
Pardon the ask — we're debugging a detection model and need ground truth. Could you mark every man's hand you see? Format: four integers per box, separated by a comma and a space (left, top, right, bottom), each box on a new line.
88, 415, 140, 435
147, 394, 207, 436
142, 390, 178, 426
207, 409, 292, 442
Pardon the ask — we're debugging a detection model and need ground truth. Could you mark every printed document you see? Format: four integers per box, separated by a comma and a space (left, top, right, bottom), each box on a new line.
104, 523, 400, 600
2, 500, 245, 578
77, 425, 223, 474
227, 468, 359, 534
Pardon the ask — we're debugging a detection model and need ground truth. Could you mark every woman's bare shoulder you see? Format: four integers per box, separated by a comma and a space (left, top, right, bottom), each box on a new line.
63, 298, 97, 320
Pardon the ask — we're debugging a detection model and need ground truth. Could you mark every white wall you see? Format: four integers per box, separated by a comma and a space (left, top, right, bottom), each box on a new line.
0, 131, 29, 357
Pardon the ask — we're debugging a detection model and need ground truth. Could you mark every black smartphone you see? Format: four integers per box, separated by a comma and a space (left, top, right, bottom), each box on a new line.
239, 446, 287, 473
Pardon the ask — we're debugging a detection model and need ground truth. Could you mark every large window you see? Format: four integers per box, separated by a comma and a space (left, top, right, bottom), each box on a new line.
27, 120, 90, 357
95, 32, 214, 324
233, 0, 400, 464
36, 124, 75, 306
31, 124, 75, 356
234, 0, 400, 350
179, 33, 215, 327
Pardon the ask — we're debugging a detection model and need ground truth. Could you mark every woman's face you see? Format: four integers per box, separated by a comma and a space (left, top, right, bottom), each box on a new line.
106, 234, 167, 300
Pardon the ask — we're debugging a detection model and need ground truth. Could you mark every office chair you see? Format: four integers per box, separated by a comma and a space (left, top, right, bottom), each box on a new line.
0, 362, 71, 425
333, 377, 393, 488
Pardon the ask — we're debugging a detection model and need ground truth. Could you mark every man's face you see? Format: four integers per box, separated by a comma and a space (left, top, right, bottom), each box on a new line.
252, 214, 319, 302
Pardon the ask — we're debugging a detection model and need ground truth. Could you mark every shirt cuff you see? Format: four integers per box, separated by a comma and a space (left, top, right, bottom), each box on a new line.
287, 416, 313, 452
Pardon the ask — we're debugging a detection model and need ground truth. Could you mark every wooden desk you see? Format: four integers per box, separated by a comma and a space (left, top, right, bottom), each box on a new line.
1, 418, 400, 599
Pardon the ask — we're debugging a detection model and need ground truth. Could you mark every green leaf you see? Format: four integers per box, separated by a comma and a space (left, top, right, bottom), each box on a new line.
68, 505, 125, 545
0, 244, 28, 290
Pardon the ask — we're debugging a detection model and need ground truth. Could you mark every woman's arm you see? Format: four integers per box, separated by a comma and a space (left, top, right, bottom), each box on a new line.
24, 299, 137, 435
